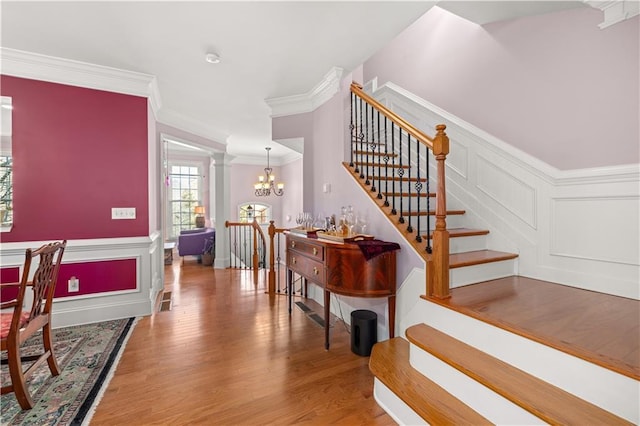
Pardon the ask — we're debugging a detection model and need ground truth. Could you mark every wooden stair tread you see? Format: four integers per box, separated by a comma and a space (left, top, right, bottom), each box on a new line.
449, 250, 518, 268
406, 324, 632, 425
369, 338, 492, 425
383, 191, 436, 197
420, 227, 490, 239
354, 150, 398, 157
365, 175, 428, 182
393, 209, 466, 217
354, 161, 410, 168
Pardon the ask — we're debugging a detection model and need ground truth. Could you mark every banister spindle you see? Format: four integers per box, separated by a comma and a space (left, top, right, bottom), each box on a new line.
355, 97, 364, 175
398, 129, 405, 224
349, 92, 355, 167
383, 117, 390, 206
407, 134, 413, 233
415, 137, 423, 243
375, 110, 382, 199
391, 123, 397, 216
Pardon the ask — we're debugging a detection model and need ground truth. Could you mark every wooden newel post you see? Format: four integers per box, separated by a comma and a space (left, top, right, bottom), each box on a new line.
430, 124, 451, 299
268, 220, 276, 294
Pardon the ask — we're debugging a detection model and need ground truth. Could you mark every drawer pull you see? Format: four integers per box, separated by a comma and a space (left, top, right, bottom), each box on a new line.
313, 267, 319, 275
292, 257, 296, 265
312, 247, 318, 255
291, 241, 296, 248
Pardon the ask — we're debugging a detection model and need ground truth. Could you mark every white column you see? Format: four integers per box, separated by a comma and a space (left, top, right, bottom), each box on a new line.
212, 152, 231, 268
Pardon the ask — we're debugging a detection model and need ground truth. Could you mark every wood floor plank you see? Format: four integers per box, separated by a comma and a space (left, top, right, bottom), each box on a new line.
89, 261, 394, 425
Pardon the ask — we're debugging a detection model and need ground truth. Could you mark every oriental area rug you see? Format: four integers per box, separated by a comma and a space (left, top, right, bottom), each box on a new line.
1, 317, 136, 426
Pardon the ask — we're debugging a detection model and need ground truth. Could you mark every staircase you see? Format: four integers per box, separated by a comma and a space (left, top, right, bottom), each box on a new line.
344, 83, 638, 424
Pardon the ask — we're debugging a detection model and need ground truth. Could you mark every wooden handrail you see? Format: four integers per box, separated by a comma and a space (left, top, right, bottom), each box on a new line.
350, 82, 451, 299
351, 82, 436, 151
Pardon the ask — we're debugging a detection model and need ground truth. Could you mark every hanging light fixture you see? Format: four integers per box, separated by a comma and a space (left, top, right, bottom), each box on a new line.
254, 147, 284, 197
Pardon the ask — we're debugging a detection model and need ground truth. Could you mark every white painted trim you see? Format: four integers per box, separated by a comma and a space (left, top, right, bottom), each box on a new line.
0, 236, 157, 327
0, 48, 161, 117
266, 67, 344, 117
585, 0, 640, 28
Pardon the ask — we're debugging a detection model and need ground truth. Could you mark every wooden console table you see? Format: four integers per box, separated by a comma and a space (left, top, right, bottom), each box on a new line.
285, 233, 398, 349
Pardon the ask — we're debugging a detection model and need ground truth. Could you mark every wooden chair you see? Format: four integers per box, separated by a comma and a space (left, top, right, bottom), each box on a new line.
1, 240, 67, 409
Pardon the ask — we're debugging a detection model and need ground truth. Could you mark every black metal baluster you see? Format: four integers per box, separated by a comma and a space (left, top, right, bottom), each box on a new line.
349, 92, 355, 167
426, 148, 432, 254
383, 117, 390, 206
355, 97, 363, 175
391, 123, 397, 215
415, 138, 423, 243
375, 110, 382, 198
364, 102, 371, 185
398, 129, 405, 224
407, 134, 413, 233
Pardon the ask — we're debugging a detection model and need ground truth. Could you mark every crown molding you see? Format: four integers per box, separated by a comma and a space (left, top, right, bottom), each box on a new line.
156, 108, 229, 146
0, 47, 162, 116
584, 0, 640, 28
266, 66, 344, 118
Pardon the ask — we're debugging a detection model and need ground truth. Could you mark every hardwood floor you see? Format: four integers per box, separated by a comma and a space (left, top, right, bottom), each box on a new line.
90, 257, 394, 425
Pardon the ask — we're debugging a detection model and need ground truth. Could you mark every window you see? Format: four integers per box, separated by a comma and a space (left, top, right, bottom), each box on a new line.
239, 203, 271, 224
0, 155, 12, 226
169, 165, 202, 238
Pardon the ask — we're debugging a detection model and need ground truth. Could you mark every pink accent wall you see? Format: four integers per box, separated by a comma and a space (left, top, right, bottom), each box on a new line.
55, 259, 137, 298
0, 267, 20, 302
364, 7, 639, 170
0, 75, 149, 242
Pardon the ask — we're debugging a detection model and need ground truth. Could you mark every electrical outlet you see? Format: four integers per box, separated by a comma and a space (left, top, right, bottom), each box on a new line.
68, 276, 79, 292
111, 207, 136, 220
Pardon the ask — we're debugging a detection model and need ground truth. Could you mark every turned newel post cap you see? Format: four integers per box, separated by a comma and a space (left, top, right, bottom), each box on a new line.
433, 124, 449, 156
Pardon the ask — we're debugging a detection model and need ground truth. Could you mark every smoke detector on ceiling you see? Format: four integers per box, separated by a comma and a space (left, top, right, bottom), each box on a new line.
205, 53, 221, 64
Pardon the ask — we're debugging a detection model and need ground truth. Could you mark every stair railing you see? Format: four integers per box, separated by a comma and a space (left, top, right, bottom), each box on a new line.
350, 82, 451, 299
225, 219, 267, 286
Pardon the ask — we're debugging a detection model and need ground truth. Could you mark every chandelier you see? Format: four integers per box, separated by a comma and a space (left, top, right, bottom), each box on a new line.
254, 147, 284, 197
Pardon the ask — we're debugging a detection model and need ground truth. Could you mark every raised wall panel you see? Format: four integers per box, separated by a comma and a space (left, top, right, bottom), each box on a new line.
476, 155, 537, 229
551, 196, 640, 266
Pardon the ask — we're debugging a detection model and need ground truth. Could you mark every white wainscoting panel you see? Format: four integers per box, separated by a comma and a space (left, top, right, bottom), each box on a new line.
0, 235, 159, 327
476, 154, 537, 229
551, 196, 640, 266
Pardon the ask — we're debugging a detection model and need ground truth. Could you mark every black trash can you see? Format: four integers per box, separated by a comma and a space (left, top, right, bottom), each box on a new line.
351, 310, 377, 356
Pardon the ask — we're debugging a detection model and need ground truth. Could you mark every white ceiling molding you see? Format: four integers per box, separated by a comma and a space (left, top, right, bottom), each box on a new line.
584, 0, 640, 28
157, 108, 230, 147
266, 67, 344, 118
0, 48, 161, 115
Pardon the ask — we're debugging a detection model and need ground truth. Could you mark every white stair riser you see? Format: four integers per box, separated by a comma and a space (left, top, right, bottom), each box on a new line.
449, 235, 487, 253
450, 259, 516, 287
372, 378, 427, 426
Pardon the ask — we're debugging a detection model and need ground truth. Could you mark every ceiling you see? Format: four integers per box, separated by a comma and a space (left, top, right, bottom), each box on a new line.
0, 1, 585, 162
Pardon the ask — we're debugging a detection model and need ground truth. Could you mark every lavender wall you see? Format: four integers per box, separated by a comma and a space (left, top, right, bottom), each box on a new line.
0, 75, 149, 242
229, 163, 283, 224
280, 158, 303, 227
272, 112, 314, 212
364, 6, 639, 170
